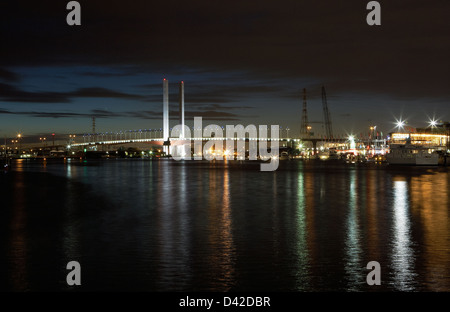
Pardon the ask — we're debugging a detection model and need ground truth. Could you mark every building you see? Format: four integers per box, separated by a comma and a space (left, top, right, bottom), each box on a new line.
389, 121, 450, 149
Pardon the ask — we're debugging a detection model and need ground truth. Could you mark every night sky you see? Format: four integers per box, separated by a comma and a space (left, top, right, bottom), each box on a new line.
1, 0, 449, 141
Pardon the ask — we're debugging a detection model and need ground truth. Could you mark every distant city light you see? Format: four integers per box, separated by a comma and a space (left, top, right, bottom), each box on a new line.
395, 119, 405, 130
429, 119, 438, 128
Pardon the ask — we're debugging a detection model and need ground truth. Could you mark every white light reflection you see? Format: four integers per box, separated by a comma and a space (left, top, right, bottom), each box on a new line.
62, 164, 81, 271
156, 161, 181, 288
294, 164, 310, 290
344, 169, 362, 290
66, 159, 72, 179
391, 180, 416, 290
218, 168, 235, 289
177, 163, 191, 284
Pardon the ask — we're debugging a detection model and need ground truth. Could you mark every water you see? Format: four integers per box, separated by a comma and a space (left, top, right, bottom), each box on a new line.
1, 158, 449, 291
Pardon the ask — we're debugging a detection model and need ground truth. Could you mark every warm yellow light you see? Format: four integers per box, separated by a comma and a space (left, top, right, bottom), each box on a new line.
411, 133, 446, 138
393, 133, 447, 139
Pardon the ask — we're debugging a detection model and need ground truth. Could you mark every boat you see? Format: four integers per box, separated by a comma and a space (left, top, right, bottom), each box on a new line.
279, 151, 290, 160
318, 148, 340, 161
386, 144, 439, 165
328, 149, 340, 160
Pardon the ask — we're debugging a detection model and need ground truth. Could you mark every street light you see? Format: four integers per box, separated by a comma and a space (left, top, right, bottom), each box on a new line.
369, 125, 377, 141
429, 119, 437, 128
395, 119, 405, 131
12, 140, 18, 154
69, 134, 76, 145
17, 134, 22, 156
348, 135, 356, 150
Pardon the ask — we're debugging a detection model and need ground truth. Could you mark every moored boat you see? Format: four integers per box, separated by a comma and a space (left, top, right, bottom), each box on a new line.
386, 144, 439, 165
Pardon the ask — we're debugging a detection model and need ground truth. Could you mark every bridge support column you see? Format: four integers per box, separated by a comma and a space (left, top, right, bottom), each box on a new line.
163, 78, 169, 154
179, 81, 184, 139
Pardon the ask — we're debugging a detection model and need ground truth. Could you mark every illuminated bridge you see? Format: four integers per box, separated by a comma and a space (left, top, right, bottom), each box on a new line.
67, 79, 357, 151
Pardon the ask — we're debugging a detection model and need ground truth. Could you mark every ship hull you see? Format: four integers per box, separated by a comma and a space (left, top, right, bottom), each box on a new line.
386, 150, 439, 166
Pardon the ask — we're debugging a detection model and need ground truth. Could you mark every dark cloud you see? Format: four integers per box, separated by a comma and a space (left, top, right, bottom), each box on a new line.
0, 106, 248, 121
0, 108, 84, 118
0, 0, 449, 137
71, 87, 144, 99
90, 109, 124, 118
2, 0, 448, 100
0, 84, 144, 103
0, 68, 20, 82
138, 83, 162, 90
28, 111, 85, 118
143, 92, 236, 104
80, 71, 137, 78
142, 82, 284, 105
189, 103, 254, 110
185, 110, 242, 121
0, 79, 278, 106
186, 85, 284, 102
0, 108, 14, 114
127, 109, 247, 121
0, 82, 70, 103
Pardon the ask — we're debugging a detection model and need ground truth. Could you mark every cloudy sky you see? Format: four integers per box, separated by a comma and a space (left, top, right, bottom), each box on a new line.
0, 0, 449, 141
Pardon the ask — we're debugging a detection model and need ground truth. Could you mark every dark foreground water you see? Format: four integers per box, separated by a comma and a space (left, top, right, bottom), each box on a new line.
1, 158, 449, 292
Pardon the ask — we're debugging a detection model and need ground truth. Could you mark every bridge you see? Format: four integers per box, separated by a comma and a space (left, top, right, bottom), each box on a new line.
69, 133, 355, 156
33, 80, 384, 155
71, 136, 348, 147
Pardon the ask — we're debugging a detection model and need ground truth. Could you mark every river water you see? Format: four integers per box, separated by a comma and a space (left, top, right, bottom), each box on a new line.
1, 158, 449, 291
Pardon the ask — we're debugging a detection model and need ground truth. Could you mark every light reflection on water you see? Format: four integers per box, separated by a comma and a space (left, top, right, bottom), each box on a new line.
294, 164, 310, 291
8, 170, 28, 291
344, 169, 363, 290
391, 179, 416, 290
1, 159, 449, 291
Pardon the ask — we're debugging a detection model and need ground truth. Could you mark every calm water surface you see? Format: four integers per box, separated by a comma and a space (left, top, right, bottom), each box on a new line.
1, 158, 449, 291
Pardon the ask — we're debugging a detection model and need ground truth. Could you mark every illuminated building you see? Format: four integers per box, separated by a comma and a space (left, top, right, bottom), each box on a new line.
389, 121, 450, 149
